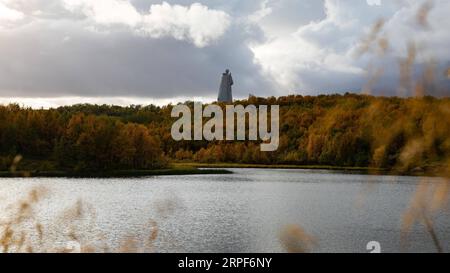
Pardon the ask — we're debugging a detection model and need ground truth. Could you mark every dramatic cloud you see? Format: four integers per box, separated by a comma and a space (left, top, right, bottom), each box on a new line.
141, 2, 230, 47
62, 0, 231, 47
251, 0, 450, 94
63, 0, 142, 26
0, 0, 449, 107
0, 1, 24, 26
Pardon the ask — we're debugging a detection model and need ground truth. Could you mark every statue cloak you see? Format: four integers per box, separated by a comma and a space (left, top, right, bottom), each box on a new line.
218, 71, 233, 103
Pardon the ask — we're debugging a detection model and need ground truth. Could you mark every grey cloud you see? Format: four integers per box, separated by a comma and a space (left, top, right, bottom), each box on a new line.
0, 0, 449, 102
251, 0, 450, 96
258, 0, 326, 35
129, 0, 263, 17
0, 17, 273, 98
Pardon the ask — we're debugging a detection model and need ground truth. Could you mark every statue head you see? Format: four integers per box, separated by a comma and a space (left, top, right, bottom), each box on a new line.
225, 69, 229, 74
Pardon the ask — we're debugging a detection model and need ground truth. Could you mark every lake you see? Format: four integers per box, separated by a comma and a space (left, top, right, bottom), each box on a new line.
0, 168, 449, 253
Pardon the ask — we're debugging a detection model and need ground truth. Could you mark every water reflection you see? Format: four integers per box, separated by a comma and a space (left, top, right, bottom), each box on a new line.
0, 169, 449, 252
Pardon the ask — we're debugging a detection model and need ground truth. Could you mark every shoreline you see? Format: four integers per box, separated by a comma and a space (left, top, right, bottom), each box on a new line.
0, 163, 441, 178
0, 168, 232, 178
174, 162, 380, 171
172, 162, 442, 177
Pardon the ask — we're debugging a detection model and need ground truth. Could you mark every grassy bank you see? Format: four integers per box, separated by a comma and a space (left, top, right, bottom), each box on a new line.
0, 158, 441, 178
0, 167, 232, 178
174, 162, 381, 171
171, 162, 439, 176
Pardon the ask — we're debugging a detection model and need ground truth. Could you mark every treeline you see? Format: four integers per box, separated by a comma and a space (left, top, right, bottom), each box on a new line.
0, 105, 167, 171
1, 93, 449, 173
171, 94, 450, 174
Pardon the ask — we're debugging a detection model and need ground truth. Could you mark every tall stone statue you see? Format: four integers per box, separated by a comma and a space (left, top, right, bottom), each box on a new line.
218, 69, 233, 103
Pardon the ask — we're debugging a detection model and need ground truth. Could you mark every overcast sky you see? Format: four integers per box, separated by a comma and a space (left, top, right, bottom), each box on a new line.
0, 0, 449, 107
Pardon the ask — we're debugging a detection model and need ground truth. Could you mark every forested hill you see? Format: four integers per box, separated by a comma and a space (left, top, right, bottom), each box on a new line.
1, 94, 449, 175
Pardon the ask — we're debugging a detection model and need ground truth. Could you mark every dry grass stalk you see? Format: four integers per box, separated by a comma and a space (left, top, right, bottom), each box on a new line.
0, 188, 163, 253
417, 0, 433, 28
279, 224, 316, 253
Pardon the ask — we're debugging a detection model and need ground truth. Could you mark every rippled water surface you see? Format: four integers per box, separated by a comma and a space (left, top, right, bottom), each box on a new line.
0, 168, 449, 252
